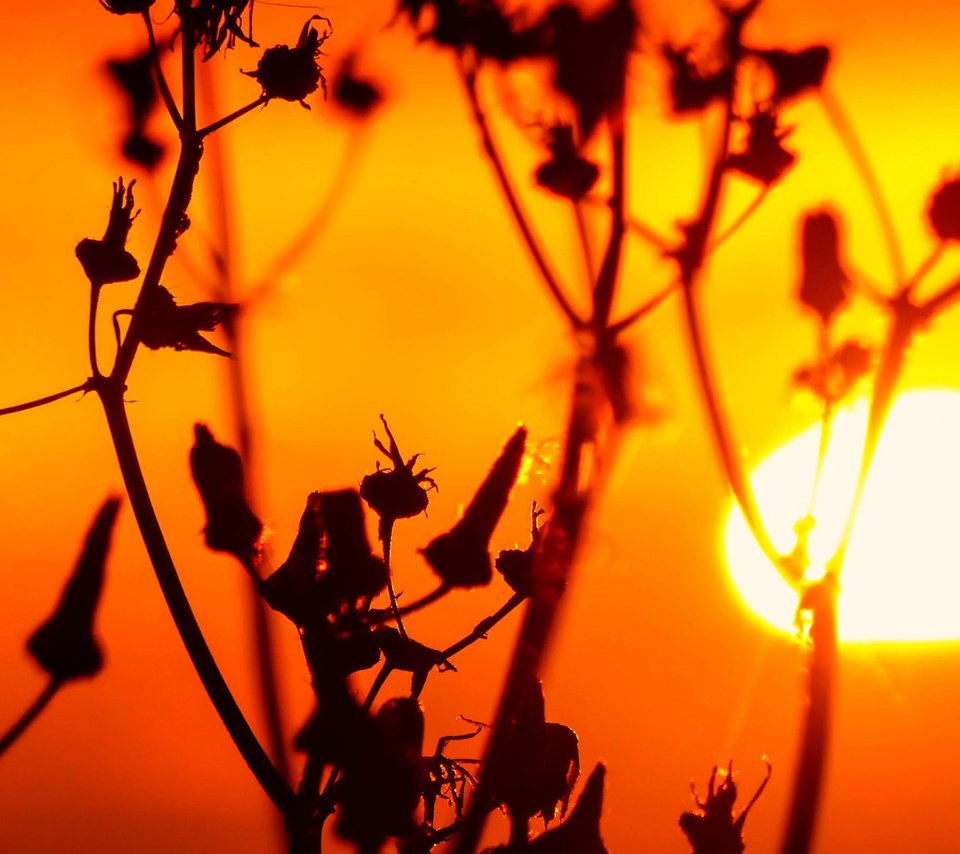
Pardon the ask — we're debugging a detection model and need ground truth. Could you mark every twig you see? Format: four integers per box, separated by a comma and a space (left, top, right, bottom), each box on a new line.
592, 120, 627, 331
441, 592, 525, 660
199, 96, 270, 138
819, 89, 905, 286
456, 55, 584, 329
143, 10, 183, 131
364, 583, 450, 625
0, 381, 93, 418
0, 679, 62, 759
608, 278, 679, 336
379, 518, 408, 642
709, 185, 769, 252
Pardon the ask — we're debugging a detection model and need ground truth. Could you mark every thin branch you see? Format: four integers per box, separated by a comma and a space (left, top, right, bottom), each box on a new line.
456, 56, 584, 329
905, 241, 946, 294
608, 278, 679, 336
709, 185, 769, 252
819, 89, 905, 286
142, 10, 183, 130
199, 96, 270, 138
0, 679, 62, 759
918, 274, 960, 321
379, 518, 408, 642
591, 118, 627, 330
364, 583, 450, 625
97, 384, 295, 815
574, 200, 597, 290
0, 381, 93, 418
441, 592, 525, 660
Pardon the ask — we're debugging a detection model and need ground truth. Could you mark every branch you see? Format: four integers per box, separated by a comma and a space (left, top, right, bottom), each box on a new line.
199, 96, 270, 138
442, 592, 525, 660
143, 10, 183, 131
0, 381, 93, 418
456, 56, 583, 329
0, 679, 62, 759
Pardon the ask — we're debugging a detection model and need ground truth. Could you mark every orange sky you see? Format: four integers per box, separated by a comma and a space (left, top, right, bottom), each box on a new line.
3, 1, 960, 852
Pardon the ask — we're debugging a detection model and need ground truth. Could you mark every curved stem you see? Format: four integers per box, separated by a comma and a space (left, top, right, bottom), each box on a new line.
89, 286, 103, 379
0, 679, 62, 759
574, 201, 596, 291
143, 10, 183, 130
456, 56, 583, 329
364, 583, 450, 625
97, 385, 295, 815
591, 119, 626, 331
0, 381, 93, 418
681, 286, 792, 584
819, 89, 905, 286
608, 278, 679, 336
709, 186, 769, 253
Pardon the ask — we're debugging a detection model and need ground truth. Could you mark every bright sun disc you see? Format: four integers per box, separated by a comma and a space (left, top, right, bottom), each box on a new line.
724, 390, 960, 642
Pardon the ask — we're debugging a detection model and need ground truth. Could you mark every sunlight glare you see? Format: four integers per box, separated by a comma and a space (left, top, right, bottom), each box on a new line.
724, 390, 960, 642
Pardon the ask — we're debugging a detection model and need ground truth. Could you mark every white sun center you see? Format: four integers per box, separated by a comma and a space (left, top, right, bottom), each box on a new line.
724, 390, 960, 642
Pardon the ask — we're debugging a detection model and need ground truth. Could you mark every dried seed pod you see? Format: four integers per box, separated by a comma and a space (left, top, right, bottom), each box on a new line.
245, 16, 331, 107
797, 210, 849, 324
75, 178, 140, 286
422, 426, 527, 588
360, 415, 436, 523
189, 424, 262, 564
27, 497, 121, 682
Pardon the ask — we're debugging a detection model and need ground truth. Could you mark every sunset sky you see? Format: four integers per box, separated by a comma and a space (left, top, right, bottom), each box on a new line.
3, 0, 960, 851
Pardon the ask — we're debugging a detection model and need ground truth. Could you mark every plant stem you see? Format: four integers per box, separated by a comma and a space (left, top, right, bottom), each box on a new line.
365, 583, 450, 625
591, 120, 626, 331
0, 381, 93, 417
457, 56, 583, 329
781, 593, 836, 854
378, 518, 408, 642
143, 10, 183, 131
200, 65, 291, 786
96, 384, 295, 815
89, 286, 103, 379
199, 96, 270, 138
0, 679, 62, 759
441, 592, 525, 660
453, 356, 601, 853
819, 90, 905, 286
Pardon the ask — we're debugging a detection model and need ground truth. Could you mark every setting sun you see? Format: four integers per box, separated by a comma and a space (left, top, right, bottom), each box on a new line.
725, 390, 960, 641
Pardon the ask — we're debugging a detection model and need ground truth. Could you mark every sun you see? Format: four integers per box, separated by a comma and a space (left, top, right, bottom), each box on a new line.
724, 390, 960, 642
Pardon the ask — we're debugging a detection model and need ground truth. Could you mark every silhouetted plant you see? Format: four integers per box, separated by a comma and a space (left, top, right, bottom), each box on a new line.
9, 0, 960, 852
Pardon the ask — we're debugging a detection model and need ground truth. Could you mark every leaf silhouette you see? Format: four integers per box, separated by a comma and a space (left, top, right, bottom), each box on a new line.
726, 108, 795, 186
137, 285, 237, 357
421, 426, 526, 588
189, 424, 262, 563
797, 210, 849, 324
27, 497, 121, 682
755, 46, 830, 102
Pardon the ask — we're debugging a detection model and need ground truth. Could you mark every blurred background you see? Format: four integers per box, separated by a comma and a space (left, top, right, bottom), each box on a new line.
3, 0, 960, 851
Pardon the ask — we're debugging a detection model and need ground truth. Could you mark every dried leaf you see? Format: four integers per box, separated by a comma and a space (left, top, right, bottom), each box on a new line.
755, 46, 830, 102
422, 426, 527, 588
137, 285, 237, 357
726, 109, 795, 186
189, 424, 262, 563
27, 497, 121, 682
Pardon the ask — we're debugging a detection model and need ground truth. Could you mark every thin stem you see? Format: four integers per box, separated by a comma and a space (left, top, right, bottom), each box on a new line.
143, 10, 183, 130
0, 381, 93, 418
200, 65, 291, 786
608, 278, 679, 336
574, 200, 596, 291
904, 241, 946, 294
919, 274, 960, 321
89, 286, 103, 378
709, 185, 769, 252
819, 89, 905, 286
364, 583, 450, 625
441, 592, 525, 660
250, 125, 371, 301
681, 287, 793, 584
97, 384, 295, 815
199, 96, 270, 138
591, 118, 626, 331
457, 56, 583, 329
379, 518, 408, 642
0, 679, 62, 759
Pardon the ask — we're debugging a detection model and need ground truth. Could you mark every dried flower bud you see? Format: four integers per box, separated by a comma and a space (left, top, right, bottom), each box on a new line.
189, 424, 262, 564
726, 108, 795, 186
524, 764, 608, 853
75, 178, 140, 286
535, 123, 599, 201
928, 175, 960, 241
245, 16, 331, 108
495, 501, 545, 596
261, 493, 323, 624
422, 427, 526, 588
192, 0, 258, 59
663, 44, 731, 115
798, 210, 849, 323
360, 415, 436, 523
27, 497, 120, 682
316, 490, 388, 603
